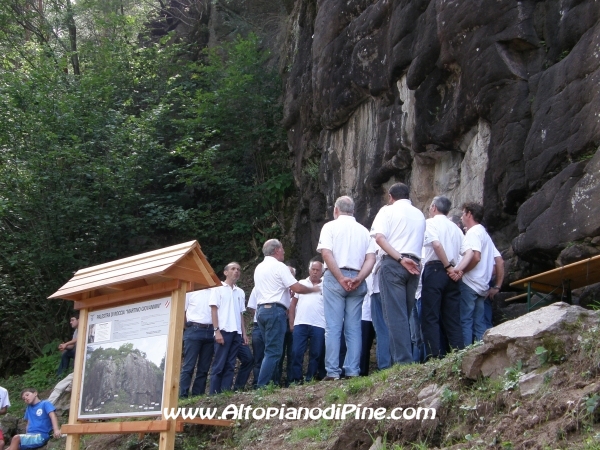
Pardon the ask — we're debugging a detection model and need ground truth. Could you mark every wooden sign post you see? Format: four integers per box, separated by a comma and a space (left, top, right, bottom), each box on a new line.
49, 241, 231, 450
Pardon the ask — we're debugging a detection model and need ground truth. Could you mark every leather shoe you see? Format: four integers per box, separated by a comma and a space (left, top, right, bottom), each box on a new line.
322, 376, 340, 381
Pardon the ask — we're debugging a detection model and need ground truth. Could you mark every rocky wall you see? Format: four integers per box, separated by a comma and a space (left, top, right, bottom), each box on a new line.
280, 0, 600, 277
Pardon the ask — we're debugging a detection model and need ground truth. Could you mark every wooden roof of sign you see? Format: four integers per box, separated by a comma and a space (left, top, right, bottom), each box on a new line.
49, 240, 221, 308
510, 254, 600, 293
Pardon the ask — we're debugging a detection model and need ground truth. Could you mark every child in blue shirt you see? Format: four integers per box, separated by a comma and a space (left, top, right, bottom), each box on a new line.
7, 388, 60, 450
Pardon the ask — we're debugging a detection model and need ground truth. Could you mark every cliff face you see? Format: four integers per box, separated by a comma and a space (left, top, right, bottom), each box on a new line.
173, 0, 600, 275
279, 0, 600, 274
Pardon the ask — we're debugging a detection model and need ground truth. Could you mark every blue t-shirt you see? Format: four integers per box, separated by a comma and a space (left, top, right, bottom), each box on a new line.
24, 400, 55, 435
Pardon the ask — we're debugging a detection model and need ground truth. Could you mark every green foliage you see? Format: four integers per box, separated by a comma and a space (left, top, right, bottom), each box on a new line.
346, 376, 373, 395
288, 419, 334, 443
441, 387, 458, 404
503, 361, 524, 391
21, 342, 62, 391
0, 0, 288, 376
535, 337, 566, 365
325, 387, 347, 404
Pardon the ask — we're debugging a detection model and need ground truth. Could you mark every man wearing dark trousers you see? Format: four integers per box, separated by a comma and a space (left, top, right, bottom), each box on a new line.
179, 288, 214, 398
209, 262, 247, 395
421, 196, 465, 359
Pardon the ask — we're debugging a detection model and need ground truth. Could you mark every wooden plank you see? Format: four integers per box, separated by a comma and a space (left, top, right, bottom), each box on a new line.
65, 300, 89, 450
54, 265, 175, 300
74, 280, 180, 310
505, 292, 528, 302
509, 254, 600, 288
159, 283, 187, 450
52, 259, 178, 297
67, 253, 181, 284
73, 241, 197, 276
191, 249, 221, 286
165, 266, 213, 286
62, 420, 170, 434
176, 418, 235, 427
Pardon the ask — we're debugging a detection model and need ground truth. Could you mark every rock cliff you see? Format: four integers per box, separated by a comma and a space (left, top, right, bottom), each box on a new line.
280, 0, 600, 276
167, 0, 600, 279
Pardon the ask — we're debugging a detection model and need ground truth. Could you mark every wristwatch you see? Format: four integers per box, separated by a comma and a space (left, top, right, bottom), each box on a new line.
397, 255, 404, 263
213, 327, 220, 331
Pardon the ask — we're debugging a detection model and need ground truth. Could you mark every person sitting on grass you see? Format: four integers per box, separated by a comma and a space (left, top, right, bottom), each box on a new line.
7, 388, 61, 450
56, 313, 79, 378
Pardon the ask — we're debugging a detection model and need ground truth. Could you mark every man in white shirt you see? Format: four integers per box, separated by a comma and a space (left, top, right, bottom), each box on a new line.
371, 183, 426, 365
179, 288, 214, 398
246, 287, 264, 388
421, 196, 465, 359
317, 196, 375, 380
289, 259, 325, 383
254, 239, 320, 387
0, 385, 9, 450
449, 203, 504, 346
209, 262, 247, 394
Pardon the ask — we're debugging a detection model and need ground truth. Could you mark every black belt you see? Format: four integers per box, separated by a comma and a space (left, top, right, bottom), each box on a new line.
383, 254, 421, 263
186, 322, 211, 328
339, 267, 359, 271
425, 260, 444, 266
258, 303, 287, 311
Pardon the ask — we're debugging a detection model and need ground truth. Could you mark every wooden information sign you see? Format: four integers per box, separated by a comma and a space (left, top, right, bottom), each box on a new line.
49, 241, 231, 450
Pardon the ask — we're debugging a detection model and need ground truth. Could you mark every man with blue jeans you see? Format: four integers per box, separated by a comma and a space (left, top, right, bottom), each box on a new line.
289, 259, 325, 383
318, 196, 375, 380
180, 288, 215, 398
371, 183, 425, 366
254, 239, 320, 387
449, 203, 504, 346
209, 262, 247, 395
369, 251, 392, 370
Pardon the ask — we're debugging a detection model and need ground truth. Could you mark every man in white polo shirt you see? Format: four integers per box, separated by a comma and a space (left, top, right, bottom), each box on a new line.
371, 183, 425, 365
208, 262, 247, 394
449, 202, 504, 346
317, 196, 375, 380
179, 288, 214, 398
254, 239, 320, 387
421, 195, 465, 359
289, 259, 325, 383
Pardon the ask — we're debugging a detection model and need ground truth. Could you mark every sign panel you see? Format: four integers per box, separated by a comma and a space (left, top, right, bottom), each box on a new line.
79, 297, 171, 419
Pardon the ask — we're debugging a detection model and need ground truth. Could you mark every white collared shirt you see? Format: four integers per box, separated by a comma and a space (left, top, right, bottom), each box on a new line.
362, 275, 373, 321
461, 224, 499, 295
247, 287, 258, 323
185, 289, 213, 324
317, 215, 373, 270
294, 278, 325, 328
254, 256, 298, 308
370, 200, 425, 258
422, 214, 464, 265
209, 282, 246, 334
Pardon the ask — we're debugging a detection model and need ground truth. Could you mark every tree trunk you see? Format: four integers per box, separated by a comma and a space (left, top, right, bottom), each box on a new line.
65, 0, 80, 75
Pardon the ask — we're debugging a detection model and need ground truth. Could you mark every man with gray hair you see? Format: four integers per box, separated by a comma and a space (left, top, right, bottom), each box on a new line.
317, 196, 375, 380
254, 239, 320, 387
421, 196, 465, 359
289, 258, 325, 383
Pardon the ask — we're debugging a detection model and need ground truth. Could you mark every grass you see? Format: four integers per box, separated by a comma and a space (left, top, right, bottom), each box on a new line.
288, 419, 334, 443
346, 376, 374, 395
324, 387, 347, 404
